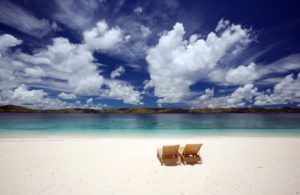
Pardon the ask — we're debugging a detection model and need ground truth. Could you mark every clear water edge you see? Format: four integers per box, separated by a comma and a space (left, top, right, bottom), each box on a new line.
1, 113, 300, 137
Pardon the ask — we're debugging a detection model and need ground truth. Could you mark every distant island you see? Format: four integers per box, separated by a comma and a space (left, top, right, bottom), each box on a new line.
0, 105, 300, 114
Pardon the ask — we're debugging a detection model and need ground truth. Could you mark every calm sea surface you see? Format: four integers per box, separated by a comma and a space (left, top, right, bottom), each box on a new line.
1, 113, 300, 137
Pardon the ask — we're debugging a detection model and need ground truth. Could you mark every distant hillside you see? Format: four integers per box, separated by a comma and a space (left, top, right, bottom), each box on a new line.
0, 105, 37, 113
45, 108, 100, 113
1, 105, 300, 114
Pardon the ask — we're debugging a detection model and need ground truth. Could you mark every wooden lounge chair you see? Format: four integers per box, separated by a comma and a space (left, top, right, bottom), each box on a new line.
178, 144, 202, 165
157, 145, 180, 166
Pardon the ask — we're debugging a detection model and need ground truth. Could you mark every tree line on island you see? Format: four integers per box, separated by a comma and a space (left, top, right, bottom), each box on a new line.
0, 105, 300, 113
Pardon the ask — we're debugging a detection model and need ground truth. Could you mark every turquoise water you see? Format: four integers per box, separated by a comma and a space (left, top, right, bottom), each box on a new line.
0, 113, 300, 137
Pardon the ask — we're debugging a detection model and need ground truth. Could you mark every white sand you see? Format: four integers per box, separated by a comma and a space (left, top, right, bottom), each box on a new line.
0, 136, 300, 195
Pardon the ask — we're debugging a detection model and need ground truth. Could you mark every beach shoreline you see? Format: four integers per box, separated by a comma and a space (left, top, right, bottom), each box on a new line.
1, 131, 300, 140
0, 136, 299, 195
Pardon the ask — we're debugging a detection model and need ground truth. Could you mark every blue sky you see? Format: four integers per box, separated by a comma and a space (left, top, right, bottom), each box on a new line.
0, 0, 300, 109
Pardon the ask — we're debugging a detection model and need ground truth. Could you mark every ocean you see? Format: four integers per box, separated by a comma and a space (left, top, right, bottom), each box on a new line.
0, 113, 300, 137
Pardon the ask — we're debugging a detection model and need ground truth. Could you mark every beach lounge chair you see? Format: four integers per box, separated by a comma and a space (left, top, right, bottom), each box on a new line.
178, 144, 202, 165
157, 145, 180, 166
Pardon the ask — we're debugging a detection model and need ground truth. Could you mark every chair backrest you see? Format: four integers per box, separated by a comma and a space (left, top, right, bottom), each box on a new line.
162, 145, 179, 157
183, 144, 202, 156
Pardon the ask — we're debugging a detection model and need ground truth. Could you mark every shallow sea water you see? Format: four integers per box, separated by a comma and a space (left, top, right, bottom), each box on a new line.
0, 113, 300, 137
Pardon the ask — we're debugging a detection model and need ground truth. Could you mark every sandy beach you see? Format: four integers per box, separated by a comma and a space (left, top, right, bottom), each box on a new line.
0, 136, 299, 195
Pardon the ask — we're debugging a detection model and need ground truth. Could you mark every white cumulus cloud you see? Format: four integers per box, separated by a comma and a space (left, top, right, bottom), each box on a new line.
141, 25, 151, 37
224, 62, 258, 85
0, 21, 143, 106
0, 84, 66, 109
24, 66, 45, 78
111, 66, 125, 78
18, 37, 105, 96
58, 92, 77, 100
189, 84, 258, 108
84, 20, 124, 51
104, 80, 142, 105
146, 19, 252, 104
255, 73, 300, 105
0, 34, 22, 54
134, 6, 143, 14
227, 84, 258, 106
199, 88, 214, 101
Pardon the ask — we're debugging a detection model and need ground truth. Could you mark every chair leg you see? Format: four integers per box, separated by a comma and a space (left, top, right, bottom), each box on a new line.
157, 153, 163, 165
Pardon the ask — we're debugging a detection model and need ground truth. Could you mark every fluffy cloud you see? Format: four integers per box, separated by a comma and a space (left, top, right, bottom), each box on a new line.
84, 20, 123, 51
24, 67, 45, 78
199, 88, 214, 101
214, 62, 258, 85
209, 53, 300, 86
52, 0, 179, 61
19, 37, 105, 96
104, 80, 142, 105
111, 66, 125, 79
190, 73, 300, 108
227, 84, 258, 106
143, 79, 154, 90
134, 6, 143, 14
0, 34, 22, 54
140, 25, 151, 37
72, 75, 104, 95
0, 85, 109, 109
83, 98, 108, 109
255, 73, 300, 105
225, 63, 257, 84
58, 92, 77, 100
0, 84, 67, 109
0, 34, 25, 86
19, 35, 141, 103
2, 5, 299, 109
189, 84, 258, 108
0, 84, 45, 104
0, 20, 143, 107
86, 98, 93, 107
146, 20, 252, 104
